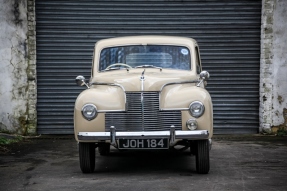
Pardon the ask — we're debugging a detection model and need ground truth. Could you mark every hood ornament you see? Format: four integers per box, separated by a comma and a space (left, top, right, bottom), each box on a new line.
140, 69, 145, 131
140, 69, 145, 91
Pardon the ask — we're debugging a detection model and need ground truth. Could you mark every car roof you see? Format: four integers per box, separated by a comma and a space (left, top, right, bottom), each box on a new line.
94, 36, 197, 49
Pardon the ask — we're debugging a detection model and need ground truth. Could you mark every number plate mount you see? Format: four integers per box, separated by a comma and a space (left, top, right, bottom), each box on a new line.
118, 138, 169, 149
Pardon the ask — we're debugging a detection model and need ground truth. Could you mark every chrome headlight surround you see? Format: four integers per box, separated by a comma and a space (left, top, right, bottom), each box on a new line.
189, 101, 205, 118
81, 104, 98, 121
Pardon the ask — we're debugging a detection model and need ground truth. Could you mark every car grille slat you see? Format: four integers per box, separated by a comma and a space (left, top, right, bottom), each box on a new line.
105, 92, 182, 131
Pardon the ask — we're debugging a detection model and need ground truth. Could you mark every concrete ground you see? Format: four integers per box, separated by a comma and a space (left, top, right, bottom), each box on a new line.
0, 135, 286, 191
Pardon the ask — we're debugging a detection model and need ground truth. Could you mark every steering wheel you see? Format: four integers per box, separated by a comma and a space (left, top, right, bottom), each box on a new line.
105, 63, 132, 70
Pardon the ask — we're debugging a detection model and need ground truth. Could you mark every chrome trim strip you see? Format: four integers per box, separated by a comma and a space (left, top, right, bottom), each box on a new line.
78, 132, 111, 140
92, 82, 126, 92
98, 109, 126, 113
140, 70, 145, 131
78, 130, 209, 141
175, 130, 209, 139
159, 80, 199, 92
117, 131, 171, 139
160, 108, 189, 111
140, 69, 145, 91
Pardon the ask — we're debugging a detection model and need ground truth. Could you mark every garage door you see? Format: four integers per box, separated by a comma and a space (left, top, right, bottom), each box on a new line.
36, 0, 261, 134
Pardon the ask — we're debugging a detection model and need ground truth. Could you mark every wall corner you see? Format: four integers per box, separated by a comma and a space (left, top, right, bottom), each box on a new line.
259, 0, 275, 133
26, 0, 37, 135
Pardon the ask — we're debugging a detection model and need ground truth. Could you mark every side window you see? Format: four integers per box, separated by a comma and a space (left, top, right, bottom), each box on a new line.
195, 46, 202, 74
91, 49, 95, 79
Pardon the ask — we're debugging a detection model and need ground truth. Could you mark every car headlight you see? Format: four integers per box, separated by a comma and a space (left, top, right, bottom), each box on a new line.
189, 101, 205, 118
186, 118, 198, 130
82, 104, 97, 120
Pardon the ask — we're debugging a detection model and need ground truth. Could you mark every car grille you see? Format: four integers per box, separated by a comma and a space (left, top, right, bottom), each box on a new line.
105, 92, 182, 132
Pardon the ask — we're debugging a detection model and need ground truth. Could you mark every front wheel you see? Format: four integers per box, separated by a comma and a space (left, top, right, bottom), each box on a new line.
195, 140, 210, 174
79, 142, 95, 173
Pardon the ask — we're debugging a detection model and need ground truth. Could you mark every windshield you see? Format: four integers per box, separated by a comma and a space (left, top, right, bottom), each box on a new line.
99, 45, 191, 71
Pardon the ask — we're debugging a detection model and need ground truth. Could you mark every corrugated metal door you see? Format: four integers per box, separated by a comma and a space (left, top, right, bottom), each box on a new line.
36, 0, 261, 134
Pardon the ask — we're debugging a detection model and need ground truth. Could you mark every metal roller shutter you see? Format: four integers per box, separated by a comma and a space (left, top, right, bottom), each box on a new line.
36, 0, 261, 134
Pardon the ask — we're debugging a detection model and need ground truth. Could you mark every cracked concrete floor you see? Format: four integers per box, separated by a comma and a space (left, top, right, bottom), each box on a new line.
0, 136, 286, 191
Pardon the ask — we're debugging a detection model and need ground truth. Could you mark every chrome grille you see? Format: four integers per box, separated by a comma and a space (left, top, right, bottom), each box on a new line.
105, 92, 182, 131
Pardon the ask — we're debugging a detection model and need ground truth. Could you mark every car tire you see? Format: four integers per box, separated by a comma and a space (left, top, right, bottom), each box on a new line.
98, 143, 110, 156
189, 140, 196, 155
79, 142, 95, 173
195, 140, 210, 174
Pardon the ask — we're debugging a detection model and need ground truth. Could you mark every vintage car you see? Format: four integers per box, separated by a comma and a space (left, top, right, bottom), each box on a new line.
74, 36, 213, 174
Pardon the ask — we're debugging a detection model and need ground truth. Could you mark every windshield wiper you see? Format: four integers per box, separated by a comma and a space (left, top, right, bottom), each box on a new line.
135, 65, 162, 70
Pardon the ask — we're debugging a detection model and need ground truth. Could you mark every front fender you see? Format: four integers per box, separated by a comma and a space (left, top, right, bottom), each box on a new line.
75, 86, 125, 111
160, 84, 213, 137
74, 86, 125, 141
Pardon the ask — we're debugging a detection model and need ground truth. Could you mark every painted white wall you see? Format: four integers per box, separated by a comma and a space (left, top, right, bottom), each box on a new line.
272, 0, 287, 127
0, 0, 28, 133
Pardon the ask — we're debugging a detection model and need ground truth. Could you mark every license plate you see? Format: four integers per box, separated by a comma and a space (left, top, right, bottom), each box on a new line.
118, 139, 169, 149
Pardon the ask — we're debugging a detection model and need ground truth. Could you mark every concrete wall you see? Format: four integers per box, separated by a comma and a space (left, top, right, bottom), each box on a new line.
0, 0, 286, 134
272, 0, 287, 130
0, 0, 36, 134
260, 0, 287, 133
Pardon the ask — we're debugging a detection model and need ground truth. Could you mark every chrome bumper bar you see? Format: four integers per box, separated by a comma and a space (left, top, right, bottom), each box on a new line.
78, 126, 209, 146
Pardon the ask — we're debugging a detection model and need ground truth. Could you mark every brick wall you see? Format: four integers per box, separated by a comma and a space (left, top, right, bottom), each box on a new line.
259, 0, 275, 133
260, 0, 287, 133
27, 0, 37, 134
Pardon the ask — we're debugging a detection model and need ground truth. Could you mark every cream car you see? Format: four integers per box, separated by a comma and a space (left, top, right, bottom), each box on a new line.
74, 36, 213, 174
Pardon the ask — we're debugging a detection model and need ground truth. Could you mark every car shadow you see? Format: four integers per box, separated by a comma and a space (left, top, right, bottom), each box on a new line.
94, 148, 197, 174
